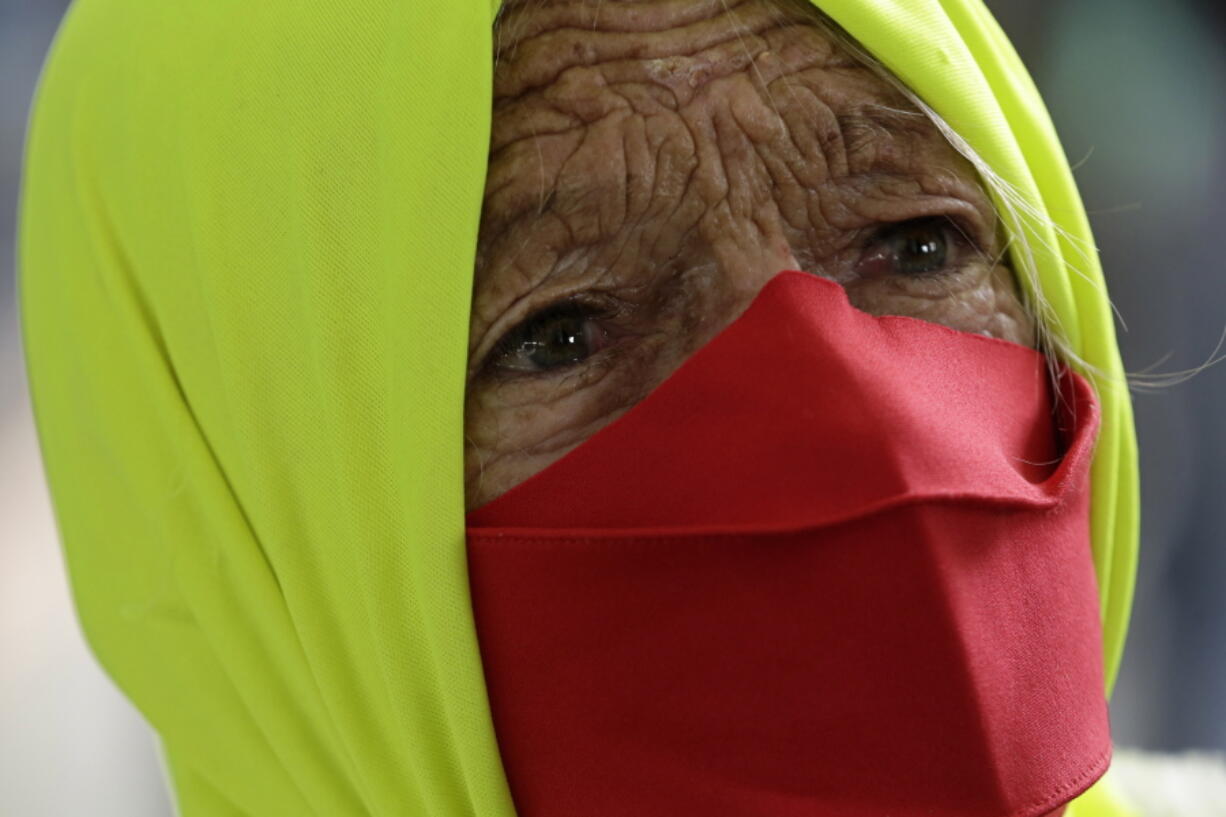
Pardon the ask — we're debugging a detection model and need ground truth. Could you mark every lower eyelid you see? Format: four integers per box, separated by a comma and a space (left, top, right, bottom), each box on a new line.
854, 221, 983, 282
487, 333, 626, 386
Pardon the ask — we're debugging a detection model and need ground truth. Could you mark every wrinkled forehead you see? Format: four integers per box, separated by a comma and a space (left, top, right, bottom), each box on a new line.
495, 0, 820, 39
480, 0, 981, 247
493, 0, 847, 92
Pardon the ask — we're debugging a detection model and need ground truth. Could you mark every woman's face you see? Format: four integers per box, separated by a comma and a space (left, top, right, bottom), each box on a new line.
464, 0, 1034, 511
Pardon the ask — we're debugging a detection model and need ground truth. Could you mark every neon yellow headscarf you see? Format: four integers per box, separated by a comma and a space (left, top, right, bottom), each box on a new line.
17, 1, 1138, 815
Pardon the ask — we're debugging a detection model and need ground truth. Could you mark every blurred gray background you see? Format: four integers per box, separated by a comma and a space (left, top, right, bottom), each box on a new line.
2, 1, 1223, 814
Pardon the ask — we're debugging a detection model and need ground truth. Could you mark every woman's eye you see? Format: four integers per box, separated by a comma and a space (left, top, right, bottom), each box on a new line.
488, 301, 612, 375
858, 216, 968, 278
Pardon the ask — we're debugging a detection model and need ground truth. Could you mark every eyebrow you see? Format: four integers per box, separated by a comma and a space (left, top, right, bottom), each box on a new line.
487, 105, 943, 236
482, 161, 626, 244
836, 104, 932, 160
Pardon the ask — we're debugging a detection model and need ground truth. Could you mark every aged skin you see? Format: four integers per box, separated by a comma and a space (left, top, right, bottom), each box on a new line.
464, 0, 1034, 511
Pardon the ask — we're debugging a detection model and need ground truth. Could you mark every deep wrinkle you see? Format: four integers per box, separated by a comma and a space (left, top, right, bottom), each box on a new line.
465, 0, 1035, 511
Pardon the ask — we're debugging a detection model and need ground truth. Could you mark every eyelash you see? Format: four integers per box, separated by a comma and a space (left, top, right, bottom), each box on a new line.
480, 297, 619, 380
481, 215, 987, 379
857, 215, 982, 279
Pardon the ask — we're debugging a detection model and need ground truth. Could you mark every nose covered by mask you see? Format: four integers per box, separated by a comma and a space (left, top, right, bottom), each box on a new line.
465, 271, 1110, 817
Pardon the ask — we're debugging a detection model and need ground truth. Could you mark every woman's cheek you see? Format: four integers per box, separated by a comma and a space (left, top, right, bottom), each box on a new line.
464, 338, 667, 509
465, 392, 585, 511
982, 262, 1037, 346
843, 261, 1034, 346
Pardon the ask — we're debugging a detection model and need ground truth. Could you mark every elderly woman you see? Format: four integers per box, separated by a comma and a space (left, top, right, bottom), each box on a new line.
20, 0, 1187, 814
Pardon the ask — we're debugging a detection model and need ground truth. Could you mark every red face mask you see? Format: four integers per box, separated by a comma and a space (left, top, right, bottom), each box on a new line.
466, 271, 1111, 817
